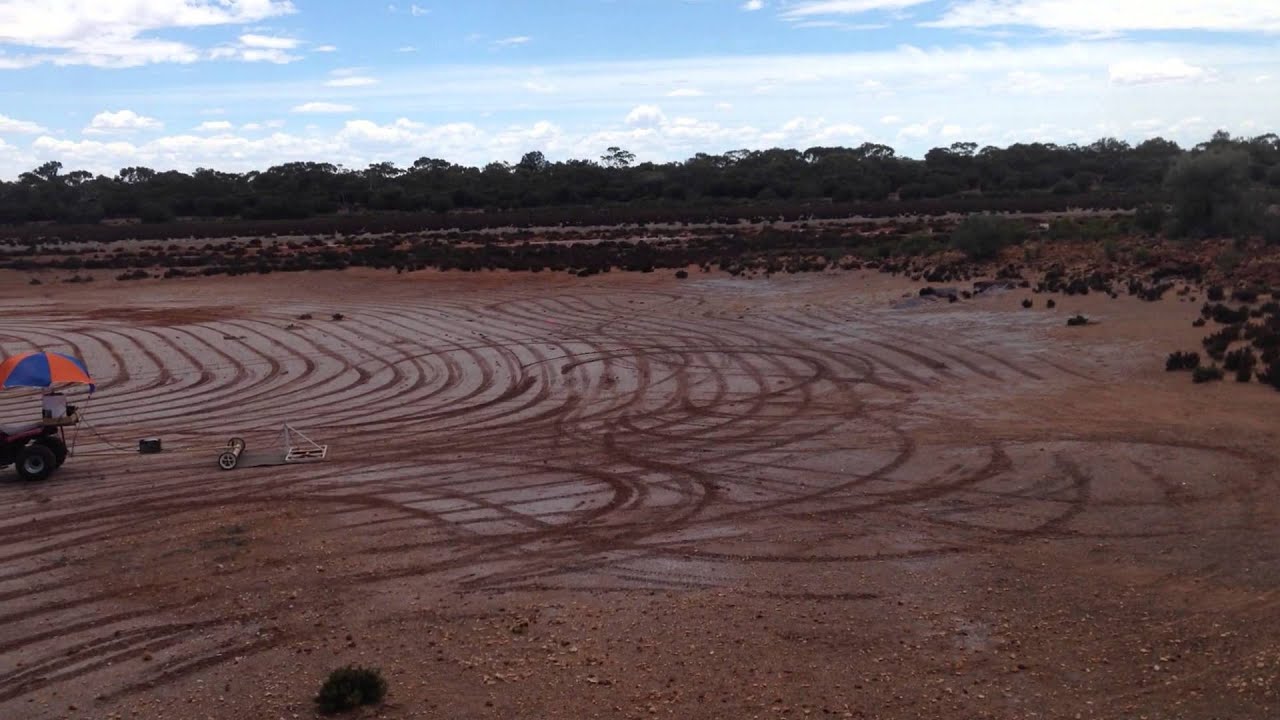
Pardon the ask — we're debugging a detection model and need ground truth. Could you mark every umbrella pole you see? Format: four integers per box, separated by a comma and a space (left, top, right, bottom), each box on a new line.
67, 391, 91, 458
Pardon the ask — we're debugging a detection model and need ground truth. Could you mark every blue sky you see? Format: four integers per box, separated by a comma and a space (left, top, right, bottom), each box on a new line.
0, 1, 1278, 178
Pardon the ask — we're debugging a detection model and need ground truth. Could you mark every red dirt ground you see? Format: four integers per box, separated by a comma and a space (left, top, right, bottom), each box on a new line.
0, 268, 1276, 720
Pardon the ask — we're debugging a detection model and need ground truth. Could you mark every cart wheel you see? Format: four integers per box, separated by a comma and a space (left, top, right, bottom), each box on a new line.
218, 451, 240, 471
228, 437, 246, 452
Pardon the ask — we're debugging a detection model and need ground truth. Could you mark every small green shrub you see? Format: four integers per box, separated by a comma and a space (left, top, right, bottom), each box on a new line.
316, 666, 387, 715
1166, 351, 1201, 372
951, 216, 1026, 262
1224, 347, 1257, 382
1135, 203, 1166, 236
1066, 314, 1089, 327
1192, 365, 1224, 384
1102, 238, 1118, 261
1260, 360, 1280, 390
1202, 324, 1242, 360
1263, 214, 1280, 247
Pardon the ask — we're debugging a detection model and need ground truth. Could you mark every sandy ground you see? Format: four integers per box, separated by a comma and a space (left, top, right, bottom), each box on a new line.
0, 268, 1276, 720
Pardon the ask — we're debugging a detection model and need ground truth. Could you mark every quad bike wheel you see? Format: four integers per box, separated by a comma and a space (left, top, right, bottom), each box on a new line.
37, 437, 68, 467
16, 444, 56, 482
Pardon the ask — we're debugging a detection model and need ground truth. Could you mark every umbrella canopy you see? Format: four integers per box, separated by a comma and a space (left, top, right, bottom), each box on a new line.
0, 352, 95, 391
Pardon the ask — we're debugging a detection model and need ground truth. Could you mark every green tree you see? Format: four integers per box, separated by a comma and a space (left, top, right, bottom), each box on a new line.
1165, 149, 1258, 238
600, 146, 636, 169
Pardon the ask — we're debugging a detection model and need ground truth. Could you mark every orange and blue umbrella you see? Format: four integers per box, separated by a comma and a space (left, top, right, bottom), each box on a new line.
0, 352, 95, 391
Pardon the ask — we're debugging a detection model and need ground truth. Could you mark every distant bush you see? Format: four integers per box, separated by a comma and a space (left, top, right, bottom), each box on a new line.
1066, 314, 1089, 327
315, 666, 387, 715
138, 201, 176, 224
1166, 351, 1201, 371
1207, 285, 1225, 302
1260, 360, 1280, 390
1224, 347, 1257, 380
1207, 304, 1250, 325
1231, 287, 1260, 304
1166, 150, 1259, 238
1202, 324, 1242, 360
1135, 203, 1167, 235
951, 216, 1026, 261
1216, 249, 1244, 275
1192, 365, 1224, 384
1264, 214, 1280, 247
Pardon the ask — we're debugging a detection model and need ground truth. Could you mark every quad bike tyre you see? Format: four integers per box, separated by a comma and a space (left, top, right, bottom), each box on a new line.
37, 437, 68, 467
16, 444, 56, 482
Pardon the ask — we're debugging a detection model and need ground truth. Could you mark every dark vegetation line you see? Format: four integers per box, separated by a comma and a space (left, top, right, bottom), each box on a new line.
3, 130, 1279, 235
2, 130, 1277, 279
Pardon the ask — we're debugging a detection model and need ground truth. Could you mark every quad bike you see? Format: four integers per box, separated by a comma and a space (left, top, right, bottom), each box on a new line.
0, 409, 75, 482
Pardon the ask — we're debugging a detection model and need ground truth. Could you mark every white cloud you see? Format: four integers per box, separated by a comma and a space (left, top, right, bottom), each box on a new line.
995, 70, 1069, 94
325, 67, 378, 87
782, 0, 932, 19
85, 110, 163, 134
625, 104, 667, 128
0, 113, 45, 134
494, 36, 531, 47
292, 102, 356, 114
667, 88, 706, 97
238, 34, 299, 50
1109, 58, 1208, 85
716, 102, 734, 111
217, 47, 299, 63
397, 46, 418, 53
410, 4, 429, 16
326, 76, 378, 87
210, 34, 301, 64
929, 1, 1280, 34
242, 119, 286, 131
880, 114, 902, 125
0, 0, 296, 68
898, 119, 939, 139
742, 0, 764, 10
313, 45, 338, 53
196, 120, 233, 132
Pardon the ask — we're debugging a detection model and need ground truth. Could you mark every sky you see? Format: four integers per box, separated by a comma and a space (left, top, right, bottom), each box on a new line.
0, 0, 1278, 178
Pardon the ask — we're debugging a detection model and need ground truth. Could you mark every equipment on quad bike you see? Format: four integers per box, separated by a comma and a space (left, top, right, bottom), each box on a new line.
216, 424, 328, 471
0, 350, 94, 482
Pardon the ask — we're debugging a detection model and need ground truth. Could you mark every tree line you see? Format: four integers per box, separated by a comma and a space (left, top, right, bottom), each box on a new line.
2, 131, 1278, 227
